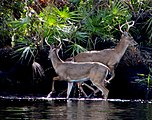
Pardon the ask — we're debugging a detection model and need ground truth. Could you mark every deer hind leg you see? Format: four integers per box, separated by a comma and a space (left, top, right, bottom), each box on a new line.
81, 82, 96, 92
105, 67, 115, 84
88, 69, 114, 97
92, 81, 109, 100
90, 71, 109, 100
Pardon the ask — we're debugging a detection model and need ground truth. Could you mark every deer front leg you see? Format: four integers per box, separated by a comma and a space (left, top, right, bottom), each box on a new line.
67, 82, 88, 98
47, 76, 61, 98
67, 82, 90, 98
47, 80, 55, 98
67, 82, 74, 99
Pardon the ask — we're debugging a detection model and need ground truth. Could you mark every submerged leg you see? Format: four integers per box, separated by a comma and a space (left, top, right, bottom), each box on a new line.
77, 83, 88, 98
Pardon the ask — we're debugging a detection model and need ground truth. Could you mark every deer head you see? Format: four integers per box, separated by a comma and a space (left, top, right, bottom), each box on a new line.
45, 37, 62, 60
119, 21, 138, 46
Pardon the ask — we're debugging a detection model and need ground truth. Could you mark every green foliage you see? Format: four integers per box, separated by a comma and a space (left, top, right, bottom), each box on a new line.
66, 43, 87, 56
1, 0, 151, 60
82, 0, 131, 39
130, 0, 152, 11
136, 73, 152, 87
0, 0, 34, 47
146, 17, 152, 41
124, 0, 152, 44
136, 67, 152, 98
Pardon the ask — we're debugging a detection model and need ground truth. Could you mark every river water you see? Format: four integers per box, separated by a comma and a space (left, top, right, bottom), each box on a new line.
0, 97, 152, 120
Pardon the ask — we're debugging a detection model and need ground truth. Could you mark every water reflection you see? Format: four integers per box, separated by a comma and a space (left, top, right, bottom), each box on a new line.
66, 101, 111, 120
0, 98, 152, 120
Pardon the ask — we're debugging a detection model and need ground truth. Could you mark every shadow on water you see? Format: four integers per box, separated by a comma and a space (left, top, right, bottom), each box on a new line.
0, 97, 152, 120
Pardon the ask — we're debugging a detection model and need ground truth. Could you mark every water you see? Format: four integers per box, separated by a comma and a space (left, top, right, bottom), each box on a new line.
0, 97, 152, 120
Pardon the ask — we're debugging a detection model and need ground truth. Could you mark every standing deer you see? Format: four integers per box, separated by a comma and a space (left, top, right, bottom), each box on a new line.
45, 38, 113, 100
66, 21, 138, 97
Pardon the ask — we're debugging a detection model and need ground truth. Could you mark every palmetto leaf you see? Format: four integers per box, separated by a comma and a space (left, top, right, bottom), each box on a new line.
32, 61, 44, 79
12, 46, 35, 64
146, 17, 152, 40
66, 43, 87, 56
10, 16, 30, 29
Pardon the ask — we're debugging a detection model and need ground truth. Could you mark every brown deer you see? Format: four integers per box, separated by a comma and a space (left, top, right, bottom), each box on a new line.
45, 38, 113, 100
66, 21, 138, 97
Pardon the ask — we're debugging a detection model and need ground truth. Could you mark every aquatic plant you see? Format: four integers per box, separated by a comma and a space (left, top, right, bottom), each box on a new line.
136, 67, 152, 99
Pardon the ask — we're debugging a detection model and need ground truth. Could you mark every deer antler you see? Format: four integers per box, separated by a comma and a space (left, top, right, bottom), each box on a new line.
45, 36, 62, 50
119, 20, 135, 34
126, 21, 134, 32
54, 36, 62, 49
119, 22, 127, 33
45, 37, 51, 47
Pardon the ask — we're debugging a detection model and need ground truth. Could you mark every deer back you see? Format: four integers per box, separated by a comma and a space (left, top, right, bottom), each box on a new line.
74, 49, 114, 64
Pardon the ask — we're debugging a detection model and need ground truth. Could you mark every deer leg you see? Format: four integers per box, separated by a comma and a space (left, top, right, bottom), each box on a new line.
105, 68, 115, 84
87, 79, 110, 98
67, 82, 90, 98
79, 82, 97, 98
67, 82, 74, 99
82, 83, 96, 92
92, 81, 109, 100
77, 83, 88, 98
47, 76, 61, 98
47, 91, 53, 98
47, 80, 55, 98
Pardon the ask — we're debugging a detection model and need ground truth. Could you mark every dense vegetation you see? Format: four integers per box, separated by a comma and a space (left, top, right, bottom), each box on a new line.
0, 0, 152, 99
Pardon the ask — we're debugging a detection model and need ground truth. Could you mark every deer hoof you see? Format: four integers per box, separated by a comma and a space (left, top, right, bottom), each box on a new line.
103, 94, 108, 100
47, 91, 56, 98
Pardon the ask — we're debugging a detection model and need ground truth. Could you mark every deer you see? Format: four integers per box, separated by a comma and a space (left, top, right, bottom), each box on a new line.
65, 21, 138, 97
45, 38, 113, 100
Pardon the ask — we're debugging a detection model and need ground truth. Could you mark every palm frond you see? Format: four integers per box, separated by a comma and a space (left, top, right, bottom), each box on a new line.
32, 61, 45, 79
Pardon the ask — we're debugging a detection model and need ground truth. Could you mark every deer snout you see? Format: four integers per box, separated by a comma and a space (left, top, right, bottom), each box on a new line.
130, 39, 138, 46
48, 57, 51, 60
48, 55, 51, 60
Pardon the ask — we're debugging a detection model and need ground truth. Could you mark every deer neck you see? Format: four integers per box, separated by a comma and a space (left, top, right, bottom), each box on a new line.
50, 49, 63, 69
114, 39, 129, 58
